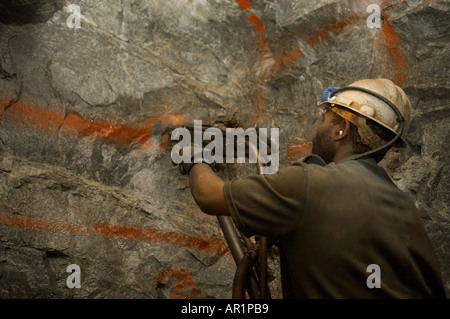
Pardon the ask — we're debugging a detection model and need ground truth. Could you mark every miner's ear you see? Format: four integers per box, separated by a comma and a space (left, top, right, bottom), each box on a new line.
333, 119, 351, 142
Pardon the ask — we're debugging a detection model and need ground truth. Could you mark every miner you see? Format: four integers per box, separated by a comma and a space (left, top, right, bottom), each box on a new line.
174, 78, 446, 298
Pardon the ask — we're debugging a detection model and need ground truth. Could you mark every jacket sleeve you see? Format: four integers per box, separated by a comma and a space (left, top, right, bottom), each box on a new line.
223, 163, 308, 238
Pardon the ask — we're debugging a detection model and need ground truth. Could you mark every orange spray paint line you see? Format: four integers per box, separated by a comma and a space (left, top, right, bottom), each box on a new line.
0, 212, 228, 255
0, 98, 184, 149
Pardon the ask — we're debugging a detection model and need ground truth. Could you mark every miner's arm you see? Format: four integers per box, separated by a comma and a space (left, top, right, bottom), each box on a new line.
189, 164, 230, 216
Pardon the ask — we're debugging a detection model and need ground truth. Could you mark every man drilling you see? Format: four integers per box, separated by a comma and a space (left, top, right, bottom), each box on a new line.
174, 78, 446, 298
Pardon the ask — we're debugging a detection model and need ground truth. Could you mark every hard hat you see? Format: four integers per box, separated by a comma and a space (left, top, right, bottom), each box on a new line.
319, 79, 411, 150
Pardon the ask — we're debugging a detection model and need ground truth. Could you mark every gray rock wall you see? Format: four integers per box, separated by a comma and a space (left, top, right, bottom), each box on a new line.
0, 0, 448, 298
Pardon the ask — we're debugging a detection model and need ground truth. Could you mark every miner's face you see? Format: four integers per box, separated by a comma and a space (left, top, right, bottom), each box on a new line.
312, 109, 336, 164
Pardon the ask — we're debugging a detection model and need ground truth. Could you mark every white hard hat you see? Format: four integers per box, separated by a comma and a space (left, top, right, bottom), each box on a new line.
319, 78, 411, 149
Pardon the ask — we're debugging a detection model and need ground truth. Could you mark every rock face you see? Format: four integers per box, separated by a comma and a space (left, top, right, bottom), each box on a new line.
0, 0, 448, 298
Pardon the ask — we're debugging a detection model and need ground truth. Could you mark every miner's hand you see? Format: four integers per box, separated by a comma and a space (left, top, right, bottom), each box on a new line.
171, 146, 208, 175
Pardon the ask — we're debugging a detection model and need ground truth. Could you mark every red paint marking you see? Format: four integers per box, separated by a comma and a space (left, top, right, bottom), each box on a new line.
157, 268, 199, 299
272, 47, 303, 76
235, 0, 307, 122
379, 17, 407, 85
306, 14, 363, 46
235, 0, 270, 57
0, 211, 228, 255
287, 139, 313, 161
159, 134, 171, 149
0, 98, 184, 149
248, 88, 267, 123
247, 14, 265, 34
0, 214, 86, 234
235, 0, 270, 123
236, 0, 252, 12
90, 223, 228, 255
